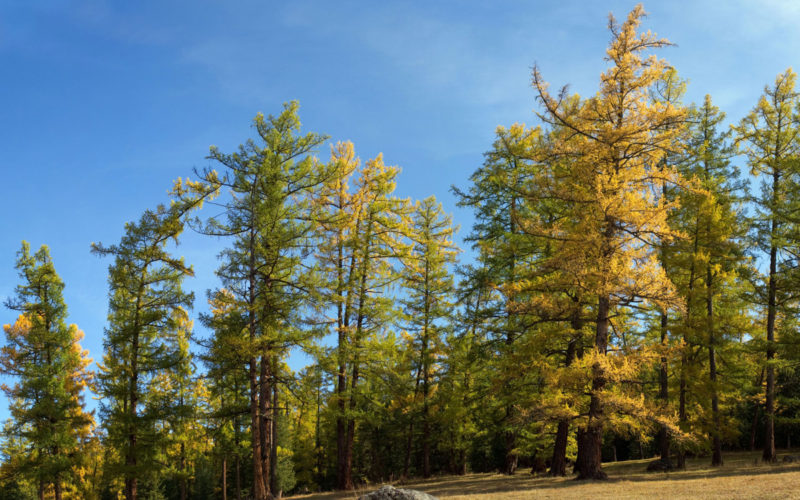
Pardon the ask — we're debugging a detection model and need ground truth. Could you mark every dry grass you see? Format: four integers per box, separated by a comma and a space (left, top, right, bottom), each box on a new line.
292, 450, 800, 499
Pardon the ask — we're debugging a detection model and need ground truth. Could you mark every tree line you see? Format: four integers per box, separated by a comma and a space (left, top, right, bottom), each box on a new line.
3, 4, 800, 498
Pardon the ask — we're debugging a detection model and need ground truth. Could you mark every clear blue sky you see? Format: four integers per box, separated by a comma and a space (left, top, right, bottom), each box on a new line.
2, 0, 799, 419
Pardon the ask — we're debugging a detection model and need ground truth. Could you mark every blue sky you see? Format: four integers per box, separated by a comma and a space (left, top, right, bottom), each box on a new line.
2, 0, 800, 419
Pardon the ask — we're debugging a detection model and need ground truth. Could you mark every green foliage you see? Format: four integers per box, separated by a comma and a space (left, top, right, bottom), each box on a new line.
1, 242, 94, 494
92, 197, 205, 497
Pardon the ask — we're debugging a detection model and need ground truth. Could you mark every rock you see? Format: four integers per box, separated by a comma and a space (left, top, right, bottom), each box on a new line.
646, 459, 674, 472
357, 485, 438, 500
782, 454, 800, 463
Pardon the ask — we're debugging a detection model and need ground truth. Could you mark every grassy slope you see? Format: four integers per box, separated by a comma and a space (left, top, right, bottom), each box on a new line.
294, 450, 800, 499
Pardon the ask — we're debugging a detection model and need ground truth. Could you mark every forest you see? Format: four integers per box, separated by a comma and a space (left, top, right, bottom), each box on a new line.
3, 4, 800, 499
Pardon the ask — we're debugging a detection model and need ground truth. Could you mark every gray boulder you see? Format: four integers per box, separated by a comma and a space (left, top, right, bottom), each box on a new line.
782, 454, 800, 463
357, 485, 438, 500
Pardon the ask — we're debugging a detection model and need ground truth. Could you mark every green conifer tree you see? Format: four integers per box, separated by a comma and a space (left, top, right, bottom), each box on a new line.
2, 242, 94, 500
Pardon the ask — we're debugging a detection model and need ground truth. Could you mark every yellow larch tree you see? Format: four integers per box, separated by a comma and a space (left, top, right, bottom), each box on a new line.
527, 4, 687, 479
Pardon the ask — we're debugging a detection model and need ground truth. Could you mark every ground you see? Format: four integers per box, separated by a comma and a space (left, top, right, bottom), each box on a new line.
293, 450, 800, 499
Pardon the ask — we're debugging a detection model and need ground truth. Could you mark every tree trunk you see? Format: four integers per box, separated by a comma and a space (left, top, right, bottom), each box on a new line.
708, 264, 722, 466
236, 454, 242, 500
403, 421, 415, 478
126, 298, 141, 500
550, 327, 578, 477
678, 213, 701, 470
54, 479, 62, 500
575, 295, 610, 480
222, 456, 228, 500
259, 355, 273, 495
180, 442, 187, 500
422, 268, 432, 479
315, 370, 324, 488
335, 362, 348, 489
343, 356, 358, 490
335, 305, 349, 490
750, 403, 761, 452
504, 429, 518, 475
658, 312, 671, 465
764, 203, 778, 462
249, 237, 267, 500
271, 380, 279, 495
550, 420, 571, 476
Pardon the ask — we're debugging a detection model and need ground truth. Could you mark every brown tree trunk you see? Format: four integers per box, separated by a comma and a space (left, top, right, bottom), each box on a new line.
342, 356, 358, 490
180, 442, 187, 500
504, 430, 518, 475
259, 355, 273, 495
236, 454, 242, 500
335, 358, 348, 489
550, 325, 579, 477
248, 234, 267, 500
658, 312, 671, 465
222, 456, 228, 500
126, 292, 142, 500
764, 198, 778, 462
403, 421, 415, 478
271, 380, 279, 495
422, 269, 432, 479
678, 212, 701, 470
575, 295, 610, 480
750, 368, 765, 451
550, 420, 571, 477
707, 265, 722, 466
54, 479, 62, 500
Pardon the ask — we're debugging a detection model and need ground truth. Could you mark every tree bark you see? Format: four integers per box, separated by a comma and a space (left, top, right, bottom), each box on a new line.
658, 312, 671, 465
180, 442, 187, 500
248, 230, 267, 500
422, 260, 432, 479
550, 420, 571, 477
550, 319, 579, 477
764, 171, 778, 463
236, 454, 242, 500
575, 295, 610, 480
259, 355, 273, 495
750, 368, 765, 451
222, 456, 228, 500
707, 264, 722, 466
678, 222, 700, 470
126, 285, 143, 500
271, 380, 279, 495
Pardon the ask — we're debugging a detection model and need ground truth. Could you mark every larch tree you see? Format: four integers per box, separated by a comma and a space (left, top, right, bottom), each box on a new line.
1, 242, 94, 500
529, 4, 687, 479
400, 196, 459, 478
92, 192, 209, 500
201, 289, 250, 500
179, 101, 330, 499
733, 68, 800, 463
312, 141, 408, 488
310, 141, 362, 489
147, 309, 206, 500
668, 95, 749, 466
453, 122, 544, 475
650, 67, 688, 468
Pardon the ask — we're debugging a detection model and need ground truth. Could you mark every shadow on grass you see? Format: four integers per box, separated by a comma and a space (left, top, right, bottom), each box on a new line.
394, 452, 800, 497
296, 451, 800, 498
